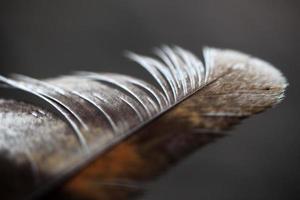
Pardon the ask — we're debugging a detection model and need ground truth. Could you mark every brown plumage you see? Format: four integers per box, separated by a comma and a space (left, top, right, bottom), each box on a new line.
0, 46, 287, 199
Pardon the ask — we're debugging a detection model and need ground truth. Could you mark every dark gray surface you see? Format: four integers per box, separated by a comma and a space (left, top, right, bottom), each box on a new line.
0, 1, 299, 199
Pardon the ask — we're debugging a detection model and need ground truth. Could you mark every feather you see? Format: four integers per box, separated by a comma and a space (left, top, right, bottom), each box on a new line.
0, 46, 287, 200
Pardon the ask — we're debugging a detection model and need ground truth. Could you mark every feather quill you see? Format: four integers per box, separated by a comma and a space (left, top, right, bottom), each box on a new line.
0, 46, 286, 199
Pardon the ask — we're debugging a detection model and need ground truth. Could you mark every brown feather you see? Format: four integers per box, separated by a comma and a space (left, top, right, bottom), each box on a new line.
0, 46, 286, 199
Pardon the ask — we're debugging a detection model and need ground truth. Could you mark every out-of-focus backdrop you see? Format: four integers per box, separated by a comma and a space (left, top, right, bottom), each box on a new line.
0, 1, 299, 199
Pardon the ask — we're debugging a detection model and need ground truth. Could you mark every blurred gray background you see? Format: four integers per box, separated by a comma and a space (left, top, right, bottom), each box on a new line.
0, 0, 299, 199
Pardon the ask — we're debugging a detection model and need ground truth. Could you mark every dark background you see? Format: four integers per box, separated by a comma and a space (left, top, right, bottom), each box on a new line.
0, 0, 299, 199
